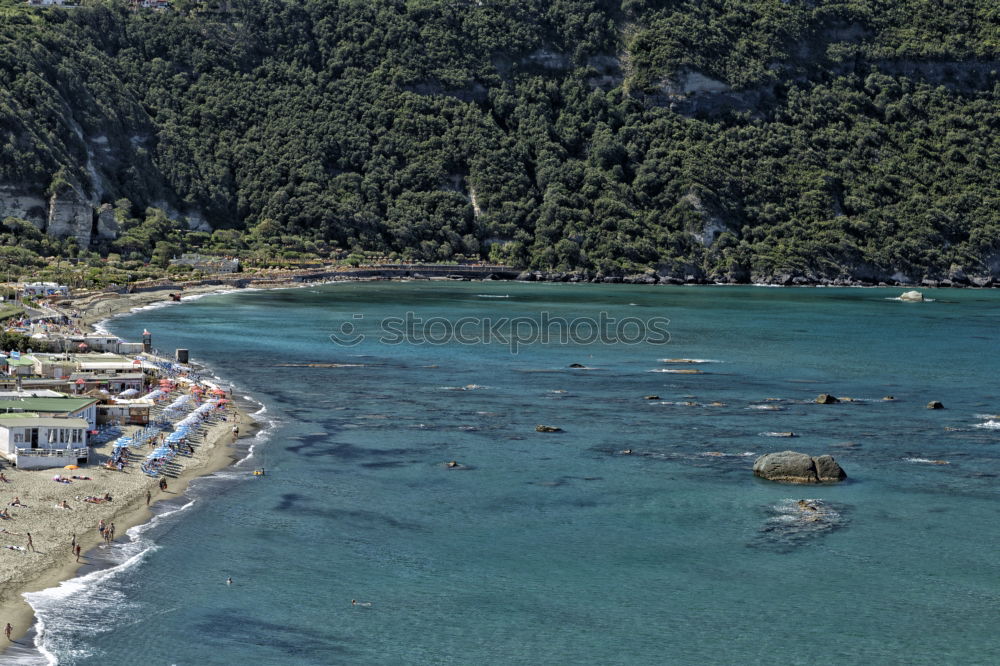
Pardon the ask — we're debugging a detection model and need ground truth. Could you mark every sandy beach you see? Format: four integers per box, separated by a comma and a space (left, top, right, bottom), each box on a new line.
0, 286, 264, 649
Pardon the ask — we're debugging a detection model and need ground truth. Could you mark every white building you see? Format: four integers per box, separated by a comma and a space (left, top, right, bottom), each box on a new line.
19, 282, 69, 297
0, 414, 89, 469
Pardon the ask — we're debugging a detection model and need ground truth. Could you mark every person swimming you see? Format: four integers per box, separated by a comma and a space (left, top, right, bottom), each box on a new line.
226, 577, 233, 585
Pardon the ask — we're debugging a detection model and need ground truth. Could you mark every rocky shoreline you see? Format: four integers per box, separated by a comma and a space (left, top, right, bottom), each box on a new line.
510, 269, 998, 288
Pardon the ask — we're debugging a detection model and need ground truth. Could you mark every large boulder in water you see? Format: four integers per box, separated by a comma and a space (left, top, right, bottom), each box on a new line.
815, 393, 839, 404
753, 451, 847, 484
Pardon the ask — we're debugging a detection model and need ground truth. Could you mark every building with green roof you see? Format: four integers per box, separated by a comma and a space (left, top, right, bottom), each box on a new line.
0, 395, 98, 430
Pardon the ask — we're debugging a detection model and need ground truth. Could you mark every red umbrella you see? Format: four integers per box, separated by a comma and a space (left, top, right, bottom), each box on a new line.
75, 378, 86, 385
77, 343, 88, 349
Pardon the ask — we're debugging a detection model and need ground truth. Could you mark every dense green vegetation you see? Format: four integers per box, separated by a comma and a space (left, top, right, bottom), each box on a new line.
0, 0, 998, 280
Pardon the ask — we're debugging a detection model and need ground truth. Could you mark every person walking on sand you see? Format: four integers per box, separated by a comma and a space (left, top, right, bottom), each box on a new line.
146, 489, 151, 506
159, 478, 168, 492
26, 532, 34, 552
4, 622, 11, 640
71, 533, 76, 553
75, 544, 81, 562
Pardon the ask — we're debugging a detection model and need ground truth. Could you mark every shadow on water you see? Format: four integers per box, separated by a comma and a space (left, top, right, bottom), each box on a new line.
275, 493, 424, 531
285, 438, 439, 460
197, 610, 355, 659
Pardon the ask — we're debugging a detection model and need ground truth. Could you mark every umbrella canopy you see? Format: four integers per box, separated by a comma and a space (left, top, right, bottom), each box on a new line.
77, 343, 89, 349
75, 378, 86, 385
64, 464, 79, 470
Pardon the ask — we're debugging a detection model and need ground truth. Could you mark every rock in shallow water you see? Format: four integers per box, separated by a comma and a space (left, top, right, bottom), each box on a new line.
749, 498, 849, 552
753, 450, 847, 483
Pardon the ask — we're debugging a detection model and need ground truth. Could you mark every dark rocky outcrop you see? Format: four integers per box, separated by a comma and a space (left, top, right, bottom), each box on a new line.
815, 393, 840, 404
753, 450, 847, 484
926, 400, 944, 409
535, 425, 563, 433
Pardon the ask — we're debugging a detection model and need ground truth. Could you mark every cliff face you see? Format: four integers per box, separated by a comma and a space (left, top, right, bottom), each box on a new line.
0, 186, 48, 230
46, 185, 94, 248
95, 204, 119, 241
0, 183, 103, 248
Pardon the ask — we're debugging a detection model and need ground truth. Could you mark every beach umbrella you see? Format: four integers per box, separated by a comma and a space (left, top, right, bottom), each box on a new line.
75, 378, 86, 385
77, 342, 88, 349
64, 464, 79, 470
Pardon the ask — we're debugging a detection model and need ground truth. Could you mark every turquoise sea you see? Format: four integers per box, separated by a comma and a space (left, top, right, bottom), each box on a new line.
12, 283, 1000, 665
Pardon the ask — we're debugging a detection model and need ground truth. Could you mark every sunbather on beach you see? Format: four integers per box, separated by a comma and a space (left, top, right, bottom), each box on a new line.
9, 497, 25, 507
0, 509, 11, 520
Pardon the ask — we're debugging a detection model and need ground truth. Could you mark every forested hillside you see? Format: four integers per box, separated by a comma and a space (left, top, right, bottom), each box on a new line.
1, 0, 999, 283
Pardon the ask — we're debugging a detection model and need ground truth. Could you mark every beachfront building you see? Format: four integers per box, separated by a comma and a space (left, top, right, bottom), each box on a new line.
76, 353, 142, 373
97, 401, 151, 425
0, 413, 89, 469
19, 282, 69, 297
0, 390, 64, 398
54, 336, 143, 355
0, 394, 98, 430
70, 372, 145, 395
32, 355, 78, 379
1, 355, 36, 377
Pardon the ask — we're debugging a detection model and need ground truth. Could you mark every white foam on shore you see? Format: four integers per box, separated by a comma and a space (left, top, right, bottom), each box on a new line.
20, 318, 278, 663
24, 524, 167, 663
178, 289, 240, 302
25, 496, 197, 662
657, 358, 721, 363
974, 420, 1000, 430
